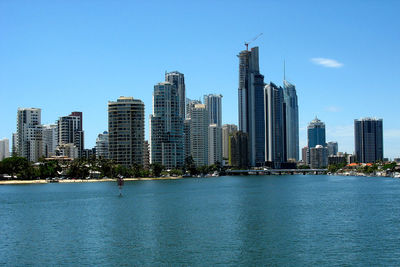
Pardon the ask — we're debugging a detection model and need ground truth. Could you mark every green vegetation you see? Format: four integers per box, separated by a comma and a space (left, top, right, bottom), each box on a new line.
297, 165, 310, 169
0, 154, 236, 180
327, 163, 347, 173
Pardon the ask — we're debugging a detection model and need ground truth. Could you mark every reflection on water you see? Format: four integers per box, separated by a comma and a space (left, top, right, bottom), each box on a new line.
1, 175, 400, 265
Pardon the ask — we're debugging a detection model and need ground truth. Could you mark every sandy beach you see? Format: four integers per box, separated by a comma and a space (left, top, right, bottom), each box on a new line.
0, 176, 183, 185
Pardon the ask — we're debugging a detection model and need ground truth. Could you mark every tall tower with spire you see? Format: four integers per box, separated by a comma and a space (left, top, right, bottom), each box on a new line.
283, 62, 299, 161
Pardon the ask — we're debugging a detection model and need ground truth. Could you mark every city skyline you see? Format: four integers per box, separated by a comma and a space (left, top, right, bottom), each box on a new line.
1, 1, 400, 158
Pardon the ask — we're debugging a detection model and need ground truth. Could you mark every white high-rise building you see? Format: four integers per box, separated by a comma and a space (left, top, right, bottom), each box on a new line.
42, 124, 58, 157
204, 94, 223, 127
17, 108, 43, 162
165, 71, 186, 119
0, 138, 10, 160
208, 124, 222, 165
222, 124, 237, 159
95, 131, 109, 159
190, 104, 209, 167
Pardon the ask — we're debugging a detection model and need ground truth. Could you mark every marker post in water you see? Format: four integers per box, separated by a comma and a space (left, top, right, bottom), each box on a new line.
117, 177, 124, 196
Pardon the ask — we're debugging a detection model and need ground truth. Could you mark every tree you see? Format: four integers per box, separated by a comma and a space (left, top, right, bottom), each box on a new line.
67, 159, 89, 178
131, 164, 143, 178
150, 163, 164, 177
184, 156, 197, 175
96, 158, 115, 178
197, 165, 210, 175
297, 165, 310, 170
1, 156, 32, 179
114, 164, 130, 178
38, 160, 61, 178
327, 163, 346, 173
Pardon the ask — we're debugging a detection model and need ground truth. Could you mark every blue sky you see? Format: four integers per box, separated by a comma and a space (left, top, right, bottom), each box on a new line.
1, 0, 399, 158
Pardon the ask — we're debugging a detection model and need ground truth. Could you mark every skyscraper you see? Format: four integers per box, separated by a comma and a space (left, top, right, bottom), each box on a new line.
283, 79, 299, 161
238, 46, 265, 166
229, 131, 249, 168
307, 117, 326, 148
186, 98, 201, 119
165, 71, 186, 119
57, 112, 84, 158
184, 118, 191, 160
208, 124, 222, 165
12, 133, 17, 156
0, 138, 10, 160
108, 97, 145, 166
16, 108, 43, 162
264, 82, 287, 168
222, 124, 237, 160
95, 131, 109, 159
204, 94, 223, 127
354, 118, 383, 163
327, 141, 338, 156
42, 124, 58, 157
150, 82, 184, 169
190, 104, 208, 167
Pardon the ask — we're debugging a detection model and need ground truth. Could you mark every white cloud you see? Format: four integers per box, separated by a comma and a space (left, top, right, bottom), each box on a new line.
327, 125, 353, 138
325, 106, 342, 112
311, 58, 343, 68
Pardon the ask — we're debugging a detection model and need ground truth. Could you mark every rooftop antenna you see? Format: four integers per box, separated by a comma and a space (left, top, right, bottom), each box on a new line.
245, 33, 263, 51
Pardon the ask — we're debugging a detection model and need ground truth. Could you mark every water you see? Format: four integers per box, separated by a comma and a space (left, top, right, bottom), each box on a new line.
1, 175, 400, 266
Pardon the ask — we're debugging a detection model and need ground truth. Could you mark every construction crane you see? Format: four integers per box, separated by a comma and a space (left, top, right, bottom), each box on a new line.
245, 33, 263, 51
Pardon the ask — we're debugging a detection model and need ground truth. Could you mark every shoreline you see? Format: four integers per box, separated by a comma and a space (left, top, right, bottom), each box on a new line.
0, 176, 183, 185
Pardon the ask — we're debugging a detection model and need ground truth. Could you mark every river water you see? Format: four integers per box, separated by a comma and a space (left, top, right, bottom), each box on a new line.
1, 175, 400, 266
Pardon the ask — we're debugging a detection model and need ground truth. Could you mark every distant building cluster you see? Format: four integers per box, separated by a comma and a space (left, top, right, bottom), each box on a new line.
4, 46, 387, 168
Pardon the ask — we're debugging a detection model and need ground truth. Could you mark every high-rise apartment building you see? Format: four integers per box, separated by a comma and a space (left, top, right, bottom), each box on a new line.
57, 112, 84, 158
190, 104, 208, 167
302, 146, 308, 164
186, 98, 201, 119
327, 141, 338, 156
143, 140, 150, 170
108, 97, 145, 166
283, 79, 299, 161
222, 124, 237, 159
16, 108, 43, 162
150, 82, 184, 169
307, 117, 326, 148
208, 124, 222, 165
229, 131, 249, 168
0, 138, 10, 160
238, 46, 265, 166
184, 118, 191, 160
309, 145, 328, 169
95, 131, 109, 159
42, 124, 58, 157
204, 94, 223, 127
354, 118, 383, 163
165, 71, 186, 119
264, 82, 287, 168
12, 133, 17, 156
